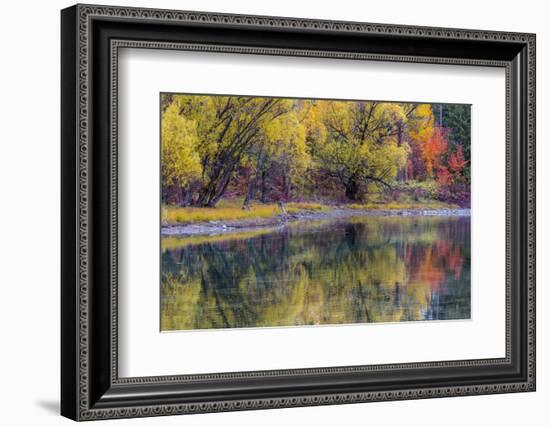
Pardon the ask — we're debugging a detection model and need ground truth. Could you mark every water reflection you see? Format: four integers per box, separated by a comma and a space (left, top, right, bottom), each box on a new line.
161, 216, 470, 331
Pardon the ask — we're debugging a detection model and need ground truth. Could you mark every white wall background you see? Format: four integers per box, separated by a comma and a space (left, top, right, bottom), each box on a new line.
0, 0, 546, 424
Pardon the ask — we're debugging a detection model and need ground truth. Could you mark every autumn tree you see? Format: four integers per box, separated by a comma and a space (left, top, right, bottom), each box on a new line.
438, 144, 468, 186
161, 100, 202, 204
406, 104, 435, 180
166, 95, 297, 207
422, 126, 448, 178
448, 144, 468, 176
243, 108, 308, 205
312, 101, 408, 200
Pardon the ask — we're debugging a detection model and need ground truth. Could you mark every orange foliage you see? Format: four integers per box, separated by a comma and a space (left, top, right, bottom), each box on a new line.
422, 127, 448, 177
405, 238, 466, 292
436, 167, 452, 186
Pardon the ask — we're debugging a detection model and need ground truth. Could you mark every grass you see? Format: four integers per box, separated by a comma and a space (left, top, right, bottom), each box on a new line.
162, 200, 330, 225
163, 203, 279, 225
286, 202, 329, 214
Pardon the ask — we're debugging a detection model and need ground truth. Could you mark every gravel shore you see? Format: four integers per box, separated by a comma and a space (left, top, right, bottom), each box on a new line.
161, 208, 471, 237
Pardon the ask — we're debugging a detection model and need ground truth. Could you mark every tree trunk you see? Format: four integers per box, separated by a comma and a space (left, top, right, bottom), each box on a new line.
182, 188, 194, 206
282, 174, 291, 201
345, 179, 359, 201
195, 181, 215, 207
260, 170, 268, 203
195, 161, 236, 207
243, 174, 257, 208
207, 170, 234, 207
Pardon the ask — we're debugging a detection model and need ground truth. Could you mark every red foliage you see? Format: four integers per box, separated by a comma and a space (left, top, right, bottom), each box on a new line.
437, 145, 468, 189
448, 144, 468, 174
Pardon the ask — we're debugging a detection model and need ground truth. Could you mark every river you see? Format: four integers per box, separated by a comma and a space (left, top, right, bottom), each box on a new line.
161, 216, 470, 331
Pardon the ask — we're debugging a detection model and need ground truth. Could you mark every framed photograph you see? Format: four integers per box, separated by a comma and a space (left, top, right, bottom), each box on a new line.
61, 4, 536, 421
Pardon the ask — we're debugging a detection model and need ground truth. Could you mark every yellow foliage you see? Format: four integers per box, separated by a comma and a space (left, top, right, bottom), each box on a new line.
408, 103, 435, 144
312, 101, 409, 186
161, 102, 202, 188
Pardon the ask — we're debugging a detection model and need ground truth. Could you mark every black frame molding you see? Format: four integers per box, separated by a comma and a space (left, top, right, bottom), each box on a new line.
61, 4, 536, 421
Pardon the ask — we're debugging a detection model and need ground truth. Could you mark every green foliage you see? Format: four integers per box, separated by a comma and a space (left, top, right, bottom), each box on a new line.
393, 180, 441, 199
441, 104, 471, 179
442, 104, 471, 147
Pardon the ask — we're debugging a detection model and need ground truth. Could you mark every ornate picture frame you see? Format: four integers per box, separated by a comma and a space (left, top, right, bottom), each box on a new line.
61, 3, 535, 421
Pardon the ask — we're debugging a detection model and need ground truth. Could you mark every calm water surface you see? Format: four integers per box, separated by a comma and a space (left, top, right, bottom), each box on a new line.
161, 216, 470, 331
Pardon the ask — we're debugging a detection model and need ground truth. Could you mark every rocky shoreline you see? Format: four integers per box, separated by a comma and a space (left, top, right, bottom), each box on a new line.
161, 208, 471, 237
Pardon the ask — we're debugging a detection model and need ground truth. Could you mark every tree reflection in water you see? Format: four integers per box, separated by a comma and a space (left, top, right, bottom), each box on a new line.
161, 216, 470, 331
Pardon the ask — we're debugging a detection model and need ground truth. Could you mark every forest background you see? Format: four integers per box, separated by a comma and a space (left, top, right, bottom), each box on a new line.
161, 94, 471, 224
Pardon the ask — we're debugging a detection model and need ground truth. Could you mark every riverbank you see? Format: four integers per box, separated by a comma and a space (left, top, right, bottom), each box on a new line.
162, 206, 470, 237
